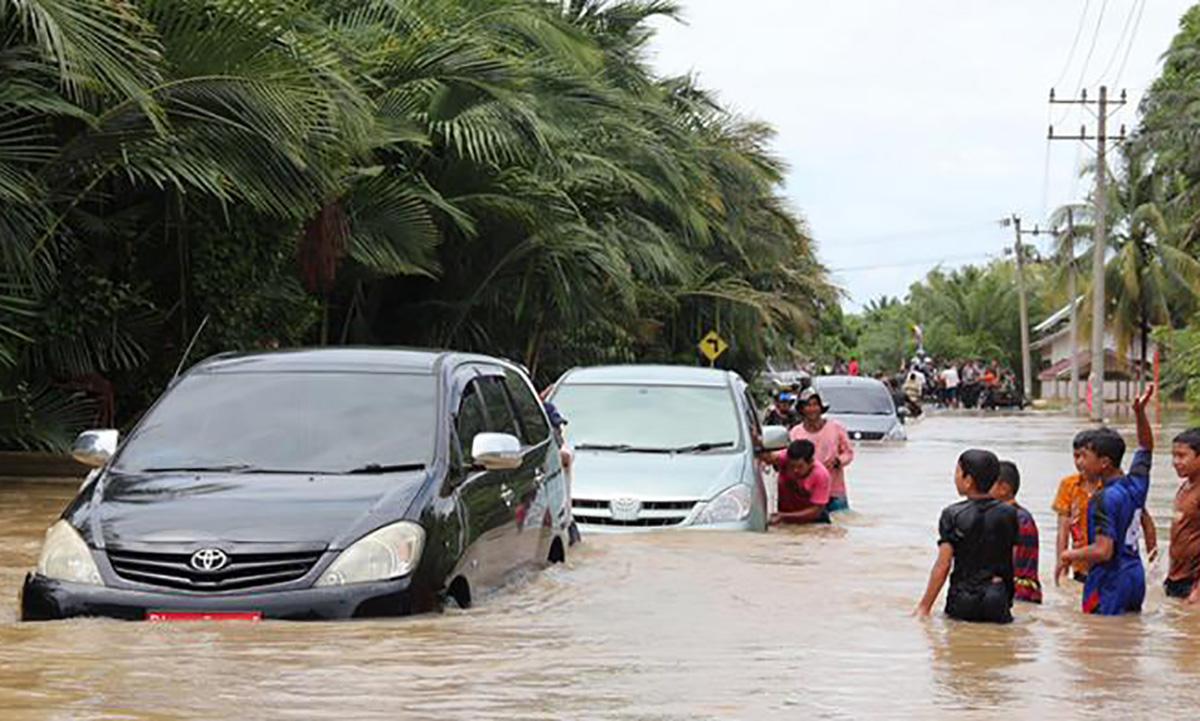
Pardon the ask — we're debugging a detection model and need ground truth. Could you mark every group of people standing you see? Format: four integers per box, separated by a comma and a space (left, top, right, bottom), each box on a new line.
883, 357, 1021, 412
916, 385, 1200, 623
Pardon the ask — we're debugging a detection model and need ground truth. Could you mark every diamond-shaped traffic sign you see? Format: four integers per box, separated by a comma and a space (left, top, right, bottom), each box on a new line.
698, 330, 729, 362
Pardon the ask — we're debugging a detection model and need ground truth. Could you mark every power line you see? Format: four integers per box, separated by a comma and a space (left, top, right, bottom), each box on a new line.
1075, 0, 1109, 94
1114, 0, 1148, 88
831, 251, 997, 274
1096, 0, 1141, 83
821, 221, 998, 248
1054, 0, 1092, 90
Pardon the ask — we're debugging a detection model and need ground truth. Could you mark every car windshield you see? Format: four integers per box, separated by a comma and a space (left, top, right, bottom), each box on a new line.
817, 384, 895, 415
551, 383, 741, 451
114, 372, 437, 474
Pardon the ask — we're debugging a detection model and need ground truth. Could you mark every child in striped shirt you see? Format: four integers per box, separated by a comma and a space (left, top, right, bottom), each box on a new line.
993, 460, 1042, 603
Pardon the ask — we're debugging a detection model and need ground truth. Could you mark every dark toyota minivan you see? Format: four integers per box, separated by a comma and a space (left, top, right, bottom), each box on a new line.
21, 349, 572, 621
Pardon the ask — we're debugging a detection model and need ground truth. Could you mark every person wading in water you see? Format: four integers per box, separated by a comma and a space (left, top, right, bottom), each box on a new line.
789, 387, 854, 512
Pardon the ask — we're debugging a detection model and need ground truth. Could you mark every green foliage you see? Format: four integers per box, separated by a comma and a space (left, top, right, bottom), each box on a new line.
0, 0, 835, 449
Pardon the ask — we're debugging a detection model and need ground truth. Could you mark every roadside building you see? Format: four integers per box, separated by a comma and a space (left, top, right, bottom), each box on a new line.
1033, 299, 1155, 403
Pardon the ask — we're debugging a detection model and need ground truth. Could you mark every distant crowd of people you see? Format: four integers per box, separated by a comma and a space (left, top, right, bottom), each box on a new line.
877, 356, 1025, 415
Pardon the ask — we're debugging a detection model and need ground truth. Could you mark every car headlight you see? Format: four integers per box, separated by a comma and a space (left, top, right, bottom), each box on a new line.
693, 484, 752, 525
884, 424, 907, 441
36, 520, 103, 586
315, 522, 425, 587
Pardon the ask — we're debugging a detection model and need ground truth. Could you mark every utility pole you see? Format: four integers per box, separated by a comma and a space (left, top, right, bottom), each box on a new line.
1049, 86, 1127, 422
1012, 215, 1033, 398
1003, 216, 1051, 401
1066, 207, 1080, 416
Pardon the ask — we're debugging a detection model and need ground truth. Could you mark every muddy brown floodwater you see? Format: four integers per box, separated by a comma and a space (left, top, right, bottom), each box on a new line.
3, 412, 1200, 719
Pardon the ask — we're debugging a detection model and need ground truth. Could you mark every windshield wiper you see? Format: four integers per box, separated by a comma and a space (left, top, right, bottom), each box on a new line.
139, 464, 257, 474
670, 441, 735, 453
575, 443, 635, 452
344, 463, 427, 475
574, 443, 679, 454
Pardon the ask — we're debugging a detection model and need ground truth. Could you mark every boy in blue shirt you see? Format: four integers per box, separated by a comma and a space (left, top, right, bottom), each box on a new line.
1060, 385, 1155, 615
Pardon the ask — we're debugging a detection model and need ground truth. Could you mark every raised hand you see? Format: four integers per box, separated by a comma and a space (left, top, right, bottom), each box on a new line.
1133, 383, 1156, 415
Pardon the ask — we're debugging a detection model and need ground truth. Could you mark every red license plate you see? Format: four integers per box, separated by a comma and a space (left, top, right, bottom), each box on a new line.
146, 611, 262, 622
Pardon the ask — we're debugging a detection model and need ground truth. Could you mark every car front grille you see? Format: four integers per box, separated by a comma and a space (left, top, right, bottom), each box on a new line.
571, 499, 699, 527
107, 549, 323, 592
848, 431, 886, 441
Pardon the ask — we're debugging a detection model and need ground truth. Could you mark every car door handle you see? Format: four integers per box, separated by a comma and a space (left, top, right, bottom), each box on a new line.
500, 485, 515, 506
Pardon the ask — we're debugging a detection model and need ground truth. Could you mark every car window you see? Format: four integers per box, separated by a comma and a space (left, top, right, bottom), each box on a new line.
742, 389, 762, 445
113, 371, 437, 474
455, 380, 488, 462
504, 370, 550, 444
479, 376, 521, 437
816, 383, 896, 415
550, 383, 741, 451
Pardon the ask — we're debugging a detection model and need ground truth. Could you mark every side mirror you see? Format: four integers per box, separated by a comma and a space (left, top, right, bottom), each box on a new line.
73, 429, 119, 468
472, 433, 522, 471
759, 425, 789, 452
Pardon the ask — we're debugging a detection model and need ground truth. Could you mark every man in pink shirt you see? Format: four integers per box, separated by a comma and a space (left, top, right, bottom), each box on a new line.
759, 440, 832, 525
790, 387, 854, 512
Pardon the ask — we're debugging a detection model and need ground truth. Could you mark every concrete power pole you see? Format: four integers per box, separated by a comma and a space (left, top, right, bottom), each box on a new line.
1012, 215, 1033, 397
1049, 86, 1126, 422
1067, 207, 1080, 416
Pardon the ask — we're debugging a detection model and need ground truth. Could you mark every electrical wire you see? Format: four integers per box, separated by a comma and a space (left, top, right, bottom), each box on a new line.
1075, 0, 1109, 94
1114, 0, 1148, 88
822, 221, 1000, 248
1054, 0, 1092, 91
831, 252, 998, 274
1096, 0, 1141, 83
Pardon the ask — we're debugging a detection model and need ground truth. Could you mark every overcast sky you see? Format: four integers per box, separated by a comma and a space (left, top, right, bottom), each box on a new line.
647, 0, 1196, 311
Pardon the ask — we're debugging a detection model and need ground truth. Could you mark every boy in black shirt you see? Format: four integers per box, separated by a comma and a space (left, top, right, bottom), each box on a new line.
915, 449, 1019, 623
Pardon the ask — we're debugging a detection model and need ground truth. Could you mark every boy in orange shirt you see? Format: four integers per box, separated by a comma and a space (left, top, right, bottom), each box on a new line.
1054, 430, 1157, 585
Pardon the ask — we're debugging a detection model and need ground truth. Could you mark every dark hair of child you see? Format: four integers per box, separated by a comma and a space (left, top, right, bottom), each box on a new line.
998, 461, 1020, 495
958, 449, 1000, 492
786, 439, 816, 462
1080, 427, 1126, 467
1072, 429, 1094, 449
1174, 428, 1200, 454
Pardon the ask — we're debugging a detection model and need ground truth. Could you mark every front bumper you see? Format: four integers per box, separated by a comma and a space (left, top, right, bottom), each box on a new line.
576, 518, 763, 534
20, 573, 422, 622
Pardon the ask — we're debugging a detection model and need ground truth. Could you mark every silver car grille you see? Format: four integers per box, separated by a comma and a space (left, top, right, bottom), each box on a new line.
571, 499, 699, 527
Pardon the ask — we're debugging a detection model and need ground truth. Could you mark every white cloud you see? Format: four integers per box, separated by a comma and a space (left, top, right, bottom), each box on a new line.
648, 0, 1195, 310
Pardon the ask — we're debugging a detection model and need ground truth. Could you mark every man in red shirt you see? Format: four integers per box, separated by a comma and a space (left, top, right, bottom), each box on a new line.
760, 440, 832, 525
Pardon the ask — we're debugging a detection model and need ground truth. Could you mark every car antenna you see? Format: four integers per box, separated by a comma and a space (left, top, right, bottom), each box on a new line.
171, 314, 210, 383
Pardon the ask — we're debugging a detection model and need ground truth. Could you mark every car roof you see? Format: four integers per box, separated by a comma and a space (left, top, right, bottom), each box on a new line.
559, 364, 735, 387
189, 347, 514, 376
812, 375, 889, 389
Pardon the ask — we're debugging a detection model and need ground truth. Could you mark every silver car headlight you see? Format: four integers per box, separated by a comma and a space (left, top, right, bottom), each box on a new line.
36, 520, 103, 586
315, 522, 425, 587
693, 484, 752, 525
884, 424, 907, 441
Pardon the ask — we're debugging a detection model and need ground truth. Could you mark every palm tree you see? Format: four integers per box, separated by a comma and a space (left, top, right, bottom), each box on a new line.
1054, 140, 1200, 389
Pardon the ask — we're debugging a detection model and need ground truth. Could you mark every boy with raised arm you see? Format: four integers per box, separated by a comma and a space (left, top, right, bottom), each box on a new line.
1061, 385, 1156, 615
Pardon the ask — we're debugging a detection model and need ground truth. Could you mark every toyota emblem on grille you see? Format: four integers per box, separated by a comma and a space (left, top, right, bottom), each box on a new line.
190, 548, 229, 572
610, 497, 642, 522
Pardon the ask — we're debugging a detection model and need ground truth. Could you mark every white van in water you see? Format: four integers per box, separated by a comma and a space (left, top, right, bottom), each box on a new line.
549, 365, 788, 532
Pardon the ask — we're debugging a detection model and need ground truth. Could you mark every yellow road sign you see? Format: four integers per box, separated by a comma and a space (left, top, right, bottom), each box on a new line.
699, 330, 729, 362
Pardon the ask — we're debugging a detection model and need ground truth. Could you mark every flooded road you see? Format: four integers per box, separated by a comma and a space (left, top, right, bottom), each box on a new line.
3, 412, 1200, 719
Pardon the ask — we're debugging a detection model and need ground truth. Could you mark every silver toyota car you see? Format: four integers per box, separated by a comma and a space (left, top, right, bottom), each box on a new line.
548, 365, 788, 532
